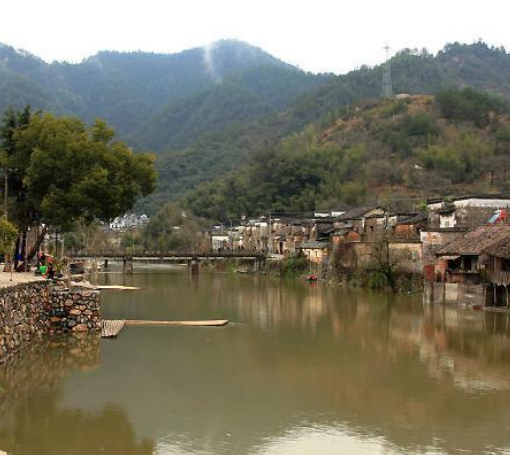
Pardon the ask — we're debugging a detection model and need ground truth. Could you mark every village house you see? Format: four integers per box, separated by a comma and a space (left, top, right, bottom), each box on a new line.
296, 240, 329, 265
109, 212, 150, 231
329, 204, 387, 247
425, 224, 510, 307
423, 195, 510, 271
419, 194, 509, 273
435, 224, 510, 285
391, 212, 427, 238
271, 218, 313, 256
427, 195, 510, 230
333, 204, 386, 233
331, 222, 362, 246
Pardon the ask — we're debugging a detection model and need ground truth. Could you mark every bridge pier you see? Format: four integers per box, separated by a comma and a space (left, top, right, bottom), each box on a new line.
188, 256, 199, 275
255, 255, 265, 272
123, 257, 133, 274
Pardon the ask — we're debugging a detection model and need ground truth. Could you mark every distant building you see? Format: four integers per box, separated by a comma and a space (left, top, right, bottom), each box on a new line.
109, 213, 150, 231
427, 195, 510, 230
297, 241, 329, 265
211, 234, 229, 251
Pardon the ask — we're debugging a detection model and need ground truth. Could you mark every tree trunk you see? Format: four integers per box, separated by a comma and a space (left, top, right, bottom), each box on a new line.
26, 225, 47, 264
13, 236, 20, 271
17, 229, 27, 272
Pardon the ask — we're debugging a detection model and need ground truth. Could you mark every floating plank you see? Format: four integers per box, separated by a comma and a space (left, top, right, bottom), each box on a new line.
96, 285, 142, 291
125, 319, 229, 327
101, 319, 126, 338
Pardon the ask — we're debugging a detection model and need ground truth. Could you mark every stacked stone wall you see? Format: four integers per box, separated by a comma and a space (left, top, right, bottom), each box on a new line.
0, 281, 101, 362
49, 289, 101, 334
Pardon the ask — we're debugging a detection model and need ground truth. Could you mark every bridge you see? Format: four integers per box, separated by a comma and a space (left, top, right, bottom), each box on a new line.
70, 250, 266, 260
69, 250, 267, 273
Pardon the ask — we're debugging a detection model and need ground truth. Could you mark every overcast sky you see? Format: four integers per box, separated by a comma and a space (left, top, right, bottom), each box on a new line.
1, 0, 509, 74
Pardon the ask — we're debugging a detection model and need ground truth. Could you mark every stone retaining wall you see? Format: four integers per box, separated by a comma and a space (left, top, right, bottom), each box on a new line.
0, 281, 101, 362
49, 289, 101, 334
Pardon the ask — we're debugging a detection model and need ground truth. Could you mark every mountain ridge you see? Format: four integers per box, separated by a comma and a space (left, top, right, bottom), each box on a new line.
0, 39, 328, 140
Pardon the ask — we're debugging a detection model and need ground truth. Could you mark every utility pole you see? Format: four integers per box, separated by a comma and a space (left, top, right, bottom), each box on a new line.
268, 212, 272, 256
3, 168, 7, 220
230, 219, 234, 251
382, 44, 394, 99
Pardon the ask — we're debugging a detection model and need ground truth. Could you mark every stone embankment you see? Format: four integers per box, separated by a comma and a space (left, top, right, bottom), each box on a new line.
0, 280, 101, 362
49, 288, 101, 334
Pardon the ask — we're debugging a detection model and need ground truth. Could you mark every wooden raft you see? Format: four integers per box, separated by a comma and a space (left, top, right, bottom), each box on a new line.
101, 319, 126, 338
101, 318, 229, 338
125, 319, 229, 327
96, 285, 141, 291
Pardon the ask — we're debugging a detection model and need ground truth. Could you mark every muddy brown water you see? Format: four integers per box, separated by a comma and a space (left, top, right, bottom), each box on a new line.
1, 266, 510, 455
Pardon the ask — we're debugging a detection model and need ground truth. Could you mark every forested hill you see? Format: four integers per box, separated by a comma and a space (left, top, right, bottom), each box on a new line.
282, 42, 510, 129
147, 42, 510, 213
0, 40, 329, 141
4, 40, 510, 217
182, 88, 510, 220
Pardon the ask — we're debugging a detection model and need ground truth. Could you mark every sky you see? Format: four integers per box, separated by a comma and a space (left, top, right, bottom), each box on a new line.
1, 0, 510, 74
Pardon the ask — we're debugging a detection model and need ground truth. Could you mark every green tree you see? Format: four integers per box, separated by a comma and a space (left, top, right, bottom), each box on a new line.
1, 110, 157, 264
0, 218, 17, 255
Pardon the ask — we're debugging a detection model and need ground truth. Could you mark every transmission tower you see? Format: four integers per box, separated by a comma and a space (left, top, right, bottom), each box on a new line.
381, 44, 394, 99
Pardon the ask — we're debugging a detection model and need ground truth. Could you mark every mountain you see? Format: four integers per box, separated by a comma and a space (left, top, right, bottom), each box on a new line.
3, 40, 510, 217
144, 42, 510, 213
0, 40, 330, 142
134, 63, 328, 151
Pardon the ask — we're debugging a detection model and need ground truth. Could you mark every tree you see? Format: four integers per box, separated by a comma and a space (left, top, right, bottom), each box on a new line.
437, 87, 508, 127
140, 203, 206, 252
368, 233, 405, 292
1, 110, 157, 264
0, 218, 17, 255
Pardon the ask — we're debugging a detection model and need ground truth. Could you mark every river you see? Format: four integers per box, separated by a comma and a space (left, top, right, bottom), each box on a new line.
1, 266, 510, 455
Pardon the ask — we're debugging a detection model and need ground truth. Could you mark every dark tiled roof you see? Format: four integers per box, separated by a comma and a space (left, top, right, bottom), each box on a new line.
316, 223, 334, 235
438, 205, 455, 214
421, 227, 467, 233
396, 212, 427, 225
336, 204, 383, 221
483, 237, 510, 259
297, 241, 329, 249
438, 225, 510, 256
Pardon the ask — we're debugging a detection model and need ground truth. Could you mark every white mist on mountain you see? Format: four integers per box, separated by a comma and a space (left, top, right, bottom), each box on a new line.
203, 43, 222, 83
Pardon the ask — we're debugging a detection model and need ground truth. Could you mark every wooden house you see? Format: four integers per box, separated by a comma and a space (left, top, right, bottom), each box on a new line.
436, 225, 510, 284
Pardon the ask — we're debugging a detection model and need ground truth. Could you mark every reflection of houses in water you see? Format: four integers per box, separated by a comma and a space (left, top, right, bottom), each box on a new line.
405, 304, 510, 392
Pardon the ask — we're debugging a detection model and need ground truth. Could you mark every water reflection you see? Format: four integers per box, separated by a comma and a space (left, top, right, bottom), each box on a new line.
0, 335, 154, 455
2, 270, 510, 454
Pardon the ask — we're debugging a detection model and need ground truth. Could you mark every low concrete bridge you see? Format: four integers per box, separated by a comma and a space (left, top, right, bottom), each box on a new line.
70, 250, 266, 259
69, 250, 267, 273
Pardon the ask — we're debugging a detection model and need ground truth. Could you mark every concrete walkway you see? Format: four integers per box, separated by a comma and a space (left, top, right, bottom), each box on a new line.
0, 271, 44, 288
